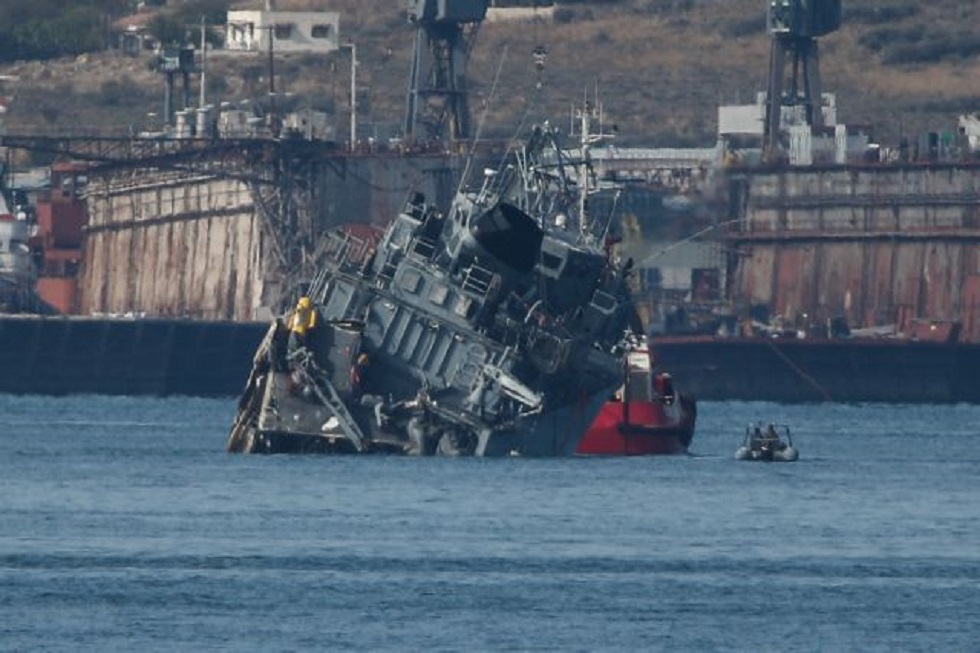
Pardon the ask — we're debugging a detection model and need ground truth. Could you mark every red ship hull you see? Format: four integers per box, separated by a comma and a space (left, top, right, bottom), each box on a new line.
577, 396, 696, 455
576, 340, 697, 456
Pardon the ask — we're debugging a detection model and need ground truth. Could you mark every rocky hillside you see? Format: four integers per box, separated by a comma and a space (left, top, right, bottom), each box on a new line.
1, 0, 978, 159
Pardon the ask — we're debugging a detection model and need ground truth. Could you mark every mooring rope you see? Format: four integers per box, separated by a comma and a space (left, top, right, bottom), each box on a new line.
764, 338, 834, 402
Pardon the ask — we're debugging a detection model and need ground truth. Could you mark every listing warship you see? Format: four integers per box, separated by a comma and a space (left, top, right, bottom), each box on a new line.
226, 116, 639, 456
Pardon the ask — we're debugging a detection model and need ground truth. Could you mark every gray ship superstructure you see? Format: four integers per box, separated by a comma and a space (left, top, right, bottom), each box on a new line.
227, 120, 637, 456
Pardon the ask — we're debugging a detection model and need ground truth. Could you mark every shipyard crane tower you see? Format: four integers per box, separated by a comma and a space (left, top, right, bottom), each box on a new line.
763, 0, 842, 158
404, 0, 488, 143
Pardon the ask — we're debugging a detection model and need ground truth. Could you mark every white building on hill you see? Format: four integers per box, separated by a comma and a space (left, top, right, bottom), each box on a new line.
226, 10, 340, 54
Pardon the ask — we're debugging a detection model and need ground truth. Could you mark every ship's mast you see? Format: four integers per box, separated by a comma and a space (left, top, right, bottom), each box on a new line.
575, 100, 604, 242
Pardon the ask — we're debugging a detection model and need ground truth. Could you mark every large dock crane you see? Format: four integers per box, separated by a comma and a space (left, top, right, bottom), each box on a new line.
763, 0, 842, 159
404, 0, 488, 144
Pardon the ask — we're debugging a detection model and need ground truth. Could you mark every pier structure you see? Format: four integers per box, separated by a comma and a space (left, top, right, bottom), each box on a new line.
591, 146, 718, 192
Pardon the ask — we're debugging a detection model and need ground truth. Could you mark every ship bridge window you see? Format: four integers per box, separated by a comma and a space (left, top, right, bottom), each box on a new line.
590, 290, 617, 313
273, 24, 294, 40
472, 203, 543, 274
412, 237, 437, 259
311, 25, 332, 39
541, 251, 563, 270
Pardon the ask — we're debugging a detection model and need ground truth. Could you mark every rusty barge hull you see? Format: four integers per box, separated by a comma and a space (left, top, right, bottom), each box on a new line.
725, 162, 980, 340
651, 336, 980, 404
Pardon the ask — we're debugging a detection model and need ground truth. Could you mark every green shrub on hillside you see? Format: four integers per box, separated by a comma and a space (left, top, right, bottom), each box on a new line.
723, 14, 767, 38
858, 25, 925, 53
846, 2, 919, 25
97, 76, 144, 107
0, 0, 230, 61
0, 0, 128, 61
881, 32, 980, 65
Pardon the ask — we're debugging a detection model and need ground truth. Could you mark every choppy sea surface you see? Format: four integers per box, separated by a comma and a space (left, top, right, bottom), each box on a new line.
1, 394, 978, 652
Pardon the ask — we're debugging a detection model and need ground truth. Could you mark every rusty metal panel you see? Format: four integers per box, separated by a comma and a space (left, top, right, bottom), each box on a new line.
891, 244, 925, 319
773, 247, 805, 318
962, 275, 980, 342
738, 245, 776, 306
864, 241, 898, 326
921, 243, 957, 320
813, 242, 863, 320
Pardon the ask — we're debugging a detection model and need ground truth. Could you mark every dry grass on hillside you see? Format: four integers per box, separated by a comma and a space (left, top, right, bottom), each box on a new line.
1, 0, 979, 151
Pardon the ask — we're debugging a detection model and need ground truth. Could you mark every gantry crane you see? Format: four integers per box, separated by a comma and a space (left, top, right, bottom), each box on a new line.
763, 0, 842, 159
404, 0, 488, 143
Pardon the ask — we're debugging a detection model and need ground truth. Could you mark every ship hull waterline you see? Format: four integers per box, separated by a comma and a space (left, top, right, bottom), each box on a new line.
229, 368, 616, 458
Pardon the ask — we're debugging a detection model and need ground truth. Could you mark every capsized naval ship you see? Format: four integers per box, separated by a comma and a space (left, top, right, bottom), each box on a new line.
226, 120, 639, 456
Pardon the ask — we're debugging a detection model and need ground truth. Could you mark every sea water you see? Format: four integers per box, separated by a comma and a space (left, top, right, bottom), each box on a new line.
1, 395, 977, 652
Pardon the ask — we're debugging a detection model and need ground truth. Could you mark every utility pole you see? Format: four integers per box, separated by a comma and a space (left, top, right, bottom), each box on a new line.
268, 27, 276, 120
199, 16, 207, 108
348, 42, 357, 146
334, 42, 357, 147
255, 24, 279, 138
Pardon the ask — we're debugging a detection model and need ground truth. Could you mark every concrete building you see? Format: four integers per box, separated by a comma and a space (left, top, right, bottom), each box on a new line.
226, 10, 340, 54
959, 114, 980, 153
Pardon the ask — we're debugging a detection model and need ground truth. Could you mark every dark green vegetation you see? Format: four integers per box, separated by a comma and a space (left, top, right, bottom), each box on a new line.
141, 0, 232, 48
0, 1, 129, 61
0, 0, 230, 62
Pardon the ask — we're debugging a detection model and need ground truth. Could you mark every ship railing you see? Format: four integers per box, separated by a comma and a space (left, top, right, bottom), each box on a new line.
319, 230, 375, 274
347, 238, 377, 274
462, 264, 496, 298
307, 267, 328, 303
410, 236, 438, 261
318, 231, 349, 263
377, 259, 398, 284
